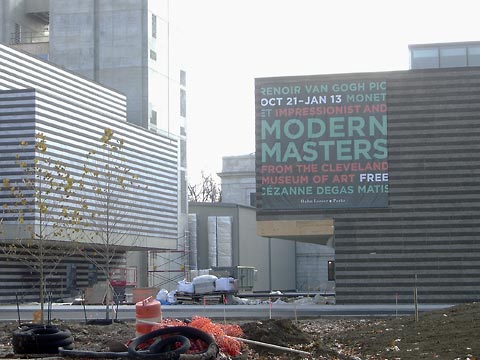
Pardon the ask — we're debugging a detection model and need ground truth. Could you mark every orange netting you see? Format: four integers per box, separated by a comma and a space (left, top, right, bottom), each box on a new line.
151, 316, 244, 356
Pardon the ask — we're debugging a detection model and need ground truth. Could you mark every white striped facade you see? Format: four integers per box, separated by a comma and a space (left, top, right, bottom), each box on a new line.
0, 44, 180, 302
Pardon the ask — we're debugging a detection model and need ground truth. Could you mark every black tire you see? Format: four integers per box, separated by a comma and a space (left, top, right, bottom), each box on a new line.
30, 327, 72, 341
128, 326, 218, 360
12, 329, 33, 354
13, 335, 74, 354
19, 323, 50, 330
12, 325, 74, 354
37, 335, 75, 353
149, 335, 190, 355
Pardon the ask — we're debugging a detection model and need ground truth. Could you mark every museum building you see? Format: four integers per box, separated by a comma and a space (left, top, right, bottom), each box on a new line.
255, 42, 480, 304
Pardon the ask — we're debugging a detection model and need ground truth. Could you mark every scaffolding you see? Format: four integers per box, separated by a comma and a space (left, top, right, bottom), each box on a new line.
148, 250, 189, 290
148, 232, 191, 291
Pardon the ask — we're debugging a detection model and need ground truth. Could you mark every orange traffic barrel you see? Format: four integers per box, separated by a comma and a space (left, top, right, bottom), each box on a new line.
135, 296, 162, 336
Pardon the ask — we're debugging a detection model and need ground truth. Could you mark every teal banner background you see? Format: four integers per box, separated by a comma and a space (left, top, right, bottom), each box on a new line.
255, 76, 389, 210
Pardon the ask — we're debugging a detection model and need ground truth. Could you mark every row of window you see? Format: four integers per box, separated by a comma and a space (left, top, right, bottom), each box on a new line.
149, 12, 186, 127
149, 70, 187, 129
410, 43, 480, 69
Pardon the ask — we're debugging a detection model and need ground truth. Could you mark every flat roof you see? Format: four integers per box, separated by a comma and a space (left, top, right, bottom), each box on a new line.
409, 40, 480, 49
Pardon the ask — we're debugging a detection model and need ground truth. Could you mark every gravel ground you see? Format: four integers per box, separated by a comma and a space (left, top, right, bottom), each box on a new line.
0, 302, 478, 359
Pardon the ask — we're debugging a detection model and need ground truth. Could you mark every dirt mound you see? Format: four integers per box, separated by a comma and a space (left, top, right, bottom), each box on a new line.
240, 318, 313, 356
337, 302, 480, 359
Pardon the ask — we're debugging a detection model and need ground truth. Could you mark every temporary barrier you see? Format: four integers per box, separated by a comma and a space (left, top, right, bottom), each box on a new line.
135, 296, 162, 336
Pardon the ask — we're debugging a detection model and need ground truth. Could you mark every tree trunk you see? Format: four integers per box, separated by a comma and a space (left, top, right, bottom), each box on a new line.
40, 263, 45, 324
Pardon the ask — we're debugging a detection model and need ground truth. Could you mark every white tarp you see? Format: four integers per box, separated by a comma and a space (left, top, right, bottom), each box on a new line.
207, 216, 218, 267
216, 216, 232, 267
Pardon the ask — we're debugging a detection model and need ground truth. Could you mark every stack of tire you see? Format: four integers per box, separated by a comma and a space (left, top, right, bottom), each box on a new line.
12, 324, 74, 354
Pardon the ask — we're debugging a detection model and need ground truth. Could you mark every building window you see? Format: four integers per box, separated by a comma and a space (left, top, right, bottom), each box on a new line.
411, 48, 439, 69
180, 138, 187, 168
66, 263, 77, 290
180, 70, 186, 87
152, 14, 157, 39
150, 50, 157, 61
249, 192, 257, 207
180, 89, 186, 117
88, 264, 97, 286
150, 110, 157, 126
327, 261, 335, 281
468, 46, 480, 66
440, 47, 467, 68
180, 170, 187, 214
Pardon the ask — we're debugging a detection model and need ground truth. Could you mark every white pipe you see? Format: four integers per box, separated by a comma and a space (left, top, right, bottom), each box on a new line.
230, 336, 312, 356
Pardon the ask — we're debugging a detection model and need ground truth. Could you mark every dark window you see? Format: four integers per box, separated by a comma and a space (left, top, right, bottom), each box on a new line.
250, 192, 257, 207
180, 138, 187, 168
150, 110, 157, 126
468, 46, 480, 66
66, 263, 77, 290
88, 264, 97, 286
180, 89, 186, 117
440, 47, 466, 68
180, 70, 186, 86
150, 50, 157, 61
411, 48, 439, 69
152, 14, 157, 38
327, 261, 335, 281
180, 170, 187, 213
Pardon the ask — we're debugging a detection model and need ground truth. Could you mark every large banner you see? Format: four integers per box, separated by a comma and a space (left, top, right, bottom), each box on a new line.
255, 76, 388, 210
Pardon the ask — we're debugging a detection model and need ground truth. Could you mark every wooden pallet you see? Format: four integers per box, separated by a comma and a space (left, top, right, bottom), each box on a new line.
175, 291, 236, 305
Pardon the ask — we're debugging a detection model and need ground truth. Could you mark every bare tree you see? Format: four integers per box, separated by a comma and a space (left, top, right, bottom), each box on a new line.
188, 171, 222, 202
0, 133, 81, 323
77, 128, 144, 320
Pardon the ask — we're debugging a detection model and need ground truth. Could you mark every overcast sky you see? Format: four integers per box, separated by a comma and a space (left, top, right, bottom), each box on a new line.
173, 0, 480, 183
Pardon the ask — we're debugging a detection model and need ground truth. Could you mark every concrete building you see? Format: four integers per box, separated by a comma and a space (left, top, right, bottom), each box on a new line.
0, 0, 188, 291
0, 44, 180, 302
189, 155, 298, 293
217, 154, 335, 293
188, 202, 296, 292
186, 155, 334, 294
218, 154, 256, 206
